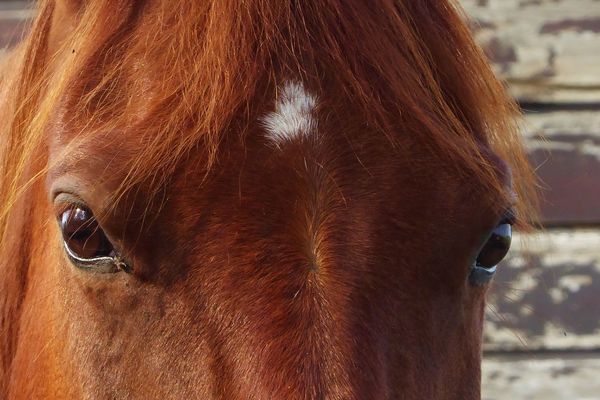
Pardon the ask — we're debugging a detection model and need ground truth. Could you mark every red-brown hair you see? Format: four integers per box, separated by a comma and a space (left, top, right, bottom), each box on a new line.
0, 0, 538, 391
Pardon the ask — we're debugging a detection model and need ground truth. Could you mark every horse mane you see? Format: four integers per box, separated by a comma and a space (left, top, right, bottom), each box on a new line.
0, 0, 538, 387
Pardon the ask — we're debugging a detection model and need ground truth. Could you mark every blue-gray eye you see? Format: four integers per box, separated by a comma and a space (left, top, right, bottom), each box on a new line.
469, 222, 512, 286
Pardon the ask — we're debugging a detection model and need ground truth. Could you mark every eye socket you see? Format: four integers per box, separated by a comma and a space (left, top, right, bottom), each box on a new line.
58, 204, 128, 273
469, 213, 514, 286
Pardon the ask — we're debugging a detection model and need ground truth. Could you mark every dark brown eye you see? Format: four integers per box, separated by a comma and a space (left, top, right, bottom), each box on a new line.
469, 221, 513, 286
476, 223, 512, 269
60, 206, 113, 259
57, 205, 128, 272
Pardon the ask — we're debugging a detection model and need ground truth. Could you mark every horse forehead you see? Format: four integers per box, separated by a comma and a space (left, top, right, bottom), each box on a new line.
46, 78, 496, 212
261, 81, 319, 145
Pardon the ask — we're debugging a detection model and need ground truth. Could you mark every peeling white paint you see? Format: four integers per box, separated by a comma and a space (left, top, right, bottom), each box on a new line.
483, 354, 600, 400
509, 230, 600, 269
549, 287, 567, 304
525, 139, 600, 161
485, 321, 600, 351
520, 306, 533, 317
486, 229, 600, 352
558, 275, 593, 293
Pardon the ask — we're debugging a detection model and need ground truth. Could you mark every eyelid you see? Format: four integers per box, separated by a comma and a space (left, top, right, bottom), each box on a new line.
500, 208, 516, 225
63, 242, 121, 273
53, 193, 90, 216
64, 240, 130, 273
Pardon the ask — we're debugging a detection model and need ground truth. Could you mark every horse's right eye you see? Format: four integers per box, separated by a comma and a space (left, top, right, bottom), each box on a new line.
58, 205, 128, 273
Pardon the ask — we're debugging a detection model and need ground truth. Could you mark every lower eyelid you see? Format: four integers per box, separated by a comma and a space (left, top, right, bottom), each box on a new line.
63, 242, 122, 273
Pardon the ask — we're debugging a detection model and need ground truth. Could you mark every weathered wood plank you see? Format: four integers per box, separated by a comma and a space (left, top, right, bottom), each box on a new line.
461, 0, 600, 103
484, 229, 600, 351
523, 110, 600, 225
0, 2, 32, 58
0, 17, 28, 48
482, 352, 600, 400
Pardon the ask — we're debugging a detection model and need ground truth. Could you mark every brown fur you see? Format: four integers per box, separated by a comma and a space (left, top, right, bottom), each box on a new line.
0, 0, 537, 398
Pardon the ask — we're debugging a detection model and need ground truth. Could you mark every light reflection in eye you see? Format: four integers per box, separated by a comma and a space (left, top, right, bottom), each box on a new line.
57, 204, 129, 273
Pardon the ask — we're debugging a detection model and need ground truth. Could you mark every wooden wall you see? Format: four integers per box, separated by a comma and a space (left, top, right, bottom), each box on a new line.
1, 1, 597, 398
461, 0, 600, 398
0, 1, 31, 58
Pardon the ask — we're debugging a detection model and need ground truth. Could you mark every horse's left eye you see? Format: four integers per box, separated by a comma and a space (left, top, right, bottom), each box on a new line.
58, 205, 126, 273
469, 221, 512, 286
476, 223, 512, 268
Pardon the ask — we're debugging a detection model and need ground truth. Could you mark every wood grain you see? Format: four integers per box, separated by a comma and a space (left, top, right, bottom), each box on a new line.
0, 2, 32, 57
484, 229, 600, 351
462, 0, 600, 103
524, 110, 600, 225
483, 352, 600, 400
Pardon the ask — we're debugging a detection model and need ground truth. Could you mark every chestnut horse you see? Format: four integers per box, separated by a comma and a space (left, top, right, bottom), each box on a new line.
0, 0, 537, 398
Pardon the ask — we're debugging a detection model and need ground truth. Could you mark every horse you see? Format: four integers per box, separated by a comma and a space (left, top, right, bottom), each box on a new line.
0, 0, 537, 398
